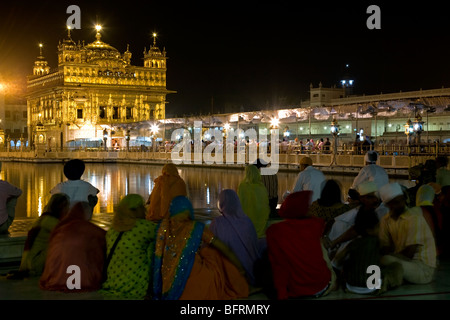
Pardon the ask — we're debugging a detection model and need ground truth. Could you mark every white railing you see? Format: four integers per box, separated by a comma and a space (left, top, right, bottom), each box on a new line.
0, 145, 447, 170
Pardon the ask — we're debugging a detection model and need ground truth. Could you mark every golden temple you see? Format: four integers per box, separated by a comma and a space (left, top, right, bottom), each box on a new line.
26, 26, 175, 150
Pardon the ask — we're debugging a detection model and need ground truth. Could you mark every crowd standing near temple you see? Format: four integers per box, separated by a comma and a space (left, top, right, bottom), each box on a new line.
1, 152, 450, 300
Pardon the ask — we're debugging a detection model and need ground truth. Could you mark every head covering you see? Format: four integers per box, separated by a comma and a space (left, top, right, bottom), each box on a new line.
210, 189, 261, 285
379, 183, 404, 204
169, 195, 194, 219
357, 181, 378, 196
217, 189, 246, 217
299, 157, 313, 166
146, 163, 187, 221
278, 191, 313, 219
161, 163, 180, 177
243, 164, 263, 185
416, 184, 435, 207
112, 194, 146, 232
364, 151, 378, 164
59, 201, 93, 225
43, 193, 70, 219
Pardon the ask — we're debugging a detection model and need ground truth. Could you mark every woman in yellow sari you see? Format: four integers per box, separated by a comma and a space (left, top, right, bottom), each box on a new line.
152, 196, 249, 300
146, 163, 187, 222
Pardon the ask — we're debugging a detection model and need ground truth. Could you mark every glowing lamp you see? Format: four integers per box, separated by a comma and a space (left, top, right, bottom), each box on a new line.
270, 117, 280, 129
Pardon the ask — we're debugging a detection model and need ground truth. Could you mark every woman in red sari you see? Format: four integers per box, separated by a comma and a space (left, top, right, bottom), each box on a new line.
39, 201, 106, 292
152, 196, 249, 300
266, 191, 336, 299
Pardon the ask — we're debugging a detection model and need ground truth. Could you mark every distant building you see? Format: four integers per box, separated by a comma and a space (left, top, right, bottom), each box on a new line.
158, 84, 450, 147
26, 26, 175, 150
0, 83, 27, 149
309, 82, 346, 107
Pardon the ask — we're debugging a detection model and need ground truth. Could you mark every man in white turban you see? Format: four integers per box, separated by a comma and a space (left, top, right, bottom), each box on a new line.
350, 151, 389, 191
378, 183, 437, 285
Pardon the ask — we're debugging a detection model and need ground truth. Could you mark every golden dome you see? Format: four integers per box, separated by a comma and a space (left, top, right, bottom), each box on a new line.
85, 30, 119, 52
84, 28, 121, 62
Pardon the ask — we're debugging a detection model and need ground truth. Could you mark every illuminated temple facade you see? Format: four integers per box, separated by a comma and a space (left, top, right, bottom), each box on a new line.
26, 27, 175, 149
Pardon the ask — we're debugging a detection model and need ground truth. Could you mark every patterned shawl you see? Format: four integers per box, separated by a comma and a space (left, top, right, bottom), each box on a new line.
152, 196, 204, 300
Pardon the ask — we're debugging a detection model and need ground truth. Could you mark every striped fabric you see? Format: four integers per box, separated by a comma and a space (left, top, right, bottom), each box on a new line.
379, 207, 437, 268
261, 174, 278, 199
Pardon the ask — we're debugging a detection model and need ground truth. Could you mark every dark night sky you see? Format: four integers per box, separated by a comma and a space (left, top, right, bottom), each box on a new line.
1, 0, 450, 116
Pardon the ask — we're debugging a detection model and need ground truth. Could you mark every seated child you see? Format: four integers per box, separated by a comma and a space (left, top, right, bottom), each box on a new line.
50, 159, 99, 209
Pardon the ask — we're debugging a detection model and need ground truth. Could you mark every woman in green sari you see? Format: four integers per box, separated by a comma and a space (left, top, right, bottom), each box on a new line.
237, 164, 271, 237
101, 194, 158, 299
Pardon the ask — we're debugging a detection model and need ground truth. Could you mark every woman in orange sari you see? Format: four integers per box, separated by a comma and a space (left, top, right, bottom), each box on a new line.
152, 196, 249, 300
146, 163, 187, 222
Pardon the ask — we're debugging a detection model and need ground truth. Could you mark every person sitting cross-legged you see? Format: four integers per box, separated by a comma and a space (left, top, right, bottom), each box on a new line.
378, 183, 437, 285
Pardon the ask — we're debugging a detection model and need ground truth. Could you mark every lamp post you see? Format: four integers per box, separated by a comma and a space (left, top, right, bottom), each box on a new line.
330, 118, 340, 166
413, 114, 424, 147
425, 106, 436, 150
270, 117, 280, 134
223, 123, 230, 140
103, 129, 108, 151
125, 129, 130, 151
283, 126, 290, 138
150, 123, 159, 152
404, 119, 413, 147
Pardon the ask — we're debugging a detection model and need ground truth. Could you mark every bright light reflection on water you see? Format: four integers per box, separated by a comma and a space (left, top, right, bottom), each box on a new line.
0, 162, 414, 219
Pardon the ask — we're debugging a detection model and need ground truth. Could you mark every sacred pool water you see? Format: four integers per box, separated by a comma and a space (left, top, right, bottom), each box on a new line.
0, 162, 413, 219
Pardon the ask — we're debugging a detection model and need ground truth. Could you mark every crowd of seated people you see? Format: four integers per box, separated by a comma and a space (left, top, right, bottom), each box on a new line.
2, 154, 449, 300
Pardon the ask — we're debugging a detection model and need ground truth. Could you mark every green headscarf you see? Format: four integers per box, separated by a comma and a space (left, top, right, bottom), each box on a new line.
112, 194, 146, 232
243, 164, 264, 185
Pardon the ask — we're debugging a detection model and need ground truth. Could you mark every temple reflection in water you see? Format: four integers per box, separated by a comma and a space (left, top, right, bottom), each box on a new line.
1, 162, 412, 219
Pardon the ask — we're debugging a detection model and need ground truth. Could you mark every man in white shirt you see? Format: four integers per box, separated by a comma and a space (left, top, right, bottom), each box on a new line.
326, 181, 389, 258
286, 156, 325, 203
50, 159, 99, 209
351, 151, 389, 191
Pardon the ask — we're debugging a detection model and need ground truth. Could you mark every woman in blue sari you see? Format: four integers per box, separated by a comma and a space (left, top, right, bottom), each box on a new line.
152, 196, 249, 300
